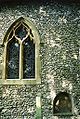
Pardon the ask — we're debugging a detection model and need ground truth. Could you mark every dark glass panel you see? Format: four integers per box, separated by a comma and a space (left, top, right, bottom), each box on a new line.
15, 24, 28, 40
23, 37, 35, 79
30, 29, 33, 37
53, 92, 72, 114
23, 22, 29, 29
8, 30, 13, 40
7, 38, 20, 79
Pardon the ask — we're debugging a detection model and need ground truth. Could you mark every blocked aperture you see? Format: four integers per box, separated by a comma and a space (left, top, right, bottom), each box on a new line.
53, 92, 72, 114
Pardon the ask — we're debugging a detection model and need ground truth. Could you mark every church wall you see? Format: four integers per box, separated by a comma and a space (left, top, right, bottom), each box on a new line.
0, 1, 80, 119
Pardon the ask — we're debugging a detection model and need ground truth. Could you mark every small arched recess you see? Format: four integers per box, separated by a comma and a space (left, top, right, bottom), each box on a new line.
1, 17, 41, 84
53, 92, 73, 115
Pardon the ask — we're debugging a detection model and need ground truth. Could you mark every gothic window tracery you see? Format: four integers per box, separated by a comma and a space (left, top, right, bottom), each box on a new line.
2, 17, 40, 84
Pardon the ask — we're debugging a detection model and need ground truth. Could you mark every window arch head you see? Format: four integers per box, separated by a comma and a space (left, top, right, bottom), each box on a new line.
53, 92, 72, 115
2, 17, 41, 84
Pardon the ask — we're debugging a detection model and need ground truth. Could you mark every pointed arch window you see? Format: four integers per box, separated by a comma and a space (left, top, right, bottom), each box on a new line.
53, 92, 73, 115
2, 17, 41, 84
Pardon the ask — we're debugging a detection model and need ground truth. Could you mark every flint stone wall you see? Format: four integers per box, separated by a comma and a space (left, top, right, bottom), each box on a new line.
0, 1, 80, 119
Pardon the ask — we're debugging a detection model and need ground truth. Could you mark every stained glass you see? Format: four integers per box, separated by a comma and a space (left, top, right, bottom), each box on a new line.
15, 24, 28, 40
23, 37, 35, 78
7, 38, 20, 79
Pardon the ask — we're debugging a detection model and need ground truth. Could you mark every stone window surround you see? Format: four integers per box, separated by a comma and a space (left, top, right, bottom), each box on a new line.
0, 17, 41, 85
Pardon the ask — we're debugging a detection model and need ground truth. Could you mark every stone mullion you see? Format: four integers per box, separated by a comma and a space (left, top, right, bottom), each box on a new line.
19, 42, 23, 79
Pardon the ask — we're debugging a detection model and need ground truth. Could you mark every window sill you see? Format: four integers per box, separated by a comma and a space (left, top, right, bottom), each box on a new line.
0, 78, 41, 85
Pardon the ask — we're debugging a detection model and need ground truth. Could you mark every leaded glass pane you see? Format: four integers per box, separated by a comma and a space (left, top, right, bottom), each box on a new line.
15, 24, 28, 40
7, 38, 20, 79
23, 37, 35, 79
